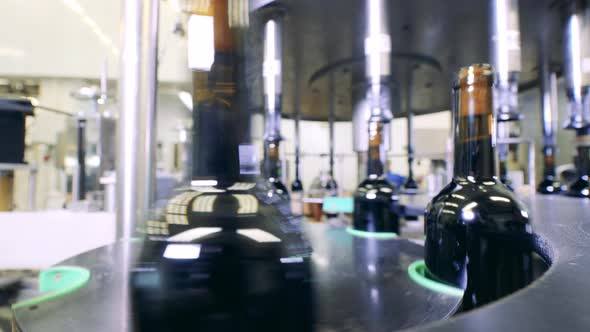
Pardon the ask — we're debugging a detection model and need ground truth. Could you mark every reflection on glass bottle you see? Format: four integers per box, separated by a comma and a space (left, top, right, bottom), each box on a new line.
352, 236, 401, 330
353, 119, 400, 233
425, 64, 533, 310
133, 2, 313, 330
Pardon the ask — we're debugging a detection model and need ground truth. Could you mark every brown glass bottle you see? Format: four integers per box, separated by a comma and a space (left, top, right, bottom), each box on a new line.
424, 64, 533, 310
537, 145, 562, 194
353, 119, 400, 233
262, 140, 289, 198
191, 0, 251, 186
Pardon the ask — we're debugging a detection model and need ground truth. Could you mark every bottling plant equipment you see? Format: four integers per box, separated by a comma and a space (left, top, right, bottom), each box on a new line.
10, 1, 590, 332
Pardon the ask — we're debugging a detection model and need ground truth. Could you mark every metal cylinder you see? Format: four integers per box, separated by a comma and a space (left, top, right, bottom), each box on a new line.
404, 69, 418, 189
490, 0, 521, 121
294, 96, 301, 180
364, 0, 391, 119
263, 18, 283, 142
562, 0, 590, 129
76, 118, 87, 201
540, 56, 558, 146
328, 73, 336, 177
116, 0, 159, 240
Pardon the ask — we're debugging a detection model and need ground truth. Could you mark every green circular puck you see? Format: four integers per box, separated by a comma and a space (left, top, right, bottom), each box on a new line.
407, 260, 464, 297
345, 226, 398, 239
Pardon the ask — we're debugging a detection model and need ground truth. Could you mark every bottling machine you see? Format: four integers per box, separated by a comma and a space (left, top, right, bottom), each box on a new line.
10, 1, 590, 331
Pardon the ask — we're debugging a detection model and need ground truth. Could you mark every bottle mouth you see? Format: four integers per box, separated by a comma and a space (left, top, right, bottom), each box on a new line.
453, 63, 494, 89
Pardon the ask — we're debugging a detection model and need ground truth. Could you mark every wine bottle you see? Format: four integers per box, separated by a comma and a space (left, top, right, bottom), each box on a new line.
262, 140, 289, 196
565, 128, 590, 198
424, 64, 533, 310
538, 145, 562, 194
291, 105, 304, 215
191, 0, 247, 186
353, 118, 400, 233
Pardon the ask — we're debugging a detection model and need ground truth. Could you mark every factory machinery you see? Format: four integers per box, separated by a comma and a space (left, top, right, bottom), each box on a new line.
9, 0, 590, 331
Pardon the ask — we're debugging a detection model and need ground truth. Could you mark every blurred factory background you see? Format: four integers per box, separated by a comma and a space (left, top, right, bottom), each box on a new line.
0, 0, 580, 266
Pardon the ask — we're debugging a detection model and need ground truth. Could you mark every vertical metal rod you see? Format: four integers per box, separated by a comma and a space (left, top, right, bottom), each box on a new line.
117, 0, 159, 240
294, 92, 301, 182
562, 1, 590, 129
490, 0, 521, 121
404, 69, 417, 189
100, 60, 108, 102
328, 73, 335, 177
28, 167, 37, 210
540, 64, 558, 143
97, 61, 107, 184
528, 142, 535, 188
263, 18, 283, 142
539, 38, 560, 178
76, 118, 86, 200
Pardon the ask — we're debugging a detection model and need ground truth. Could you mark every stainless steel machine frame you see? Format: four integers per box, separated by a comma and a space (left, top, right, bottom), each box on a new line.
116, 0, 159, 240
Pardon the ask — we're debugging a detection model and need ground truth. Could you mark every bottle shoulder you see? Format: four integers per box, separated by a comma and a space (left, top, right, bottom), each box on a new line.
291, 179, 303, 191
354, 176, 399, 201
355, 177, 396, 192
425, 179, 530, 230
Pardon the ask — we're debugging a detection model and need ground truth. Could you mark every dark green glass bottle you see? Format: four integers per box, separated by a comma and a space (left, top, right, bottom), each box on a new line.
424, 64, 533, 310
353, 119, 400, 233
537, 145, 562, 194
565, 128, 590, 198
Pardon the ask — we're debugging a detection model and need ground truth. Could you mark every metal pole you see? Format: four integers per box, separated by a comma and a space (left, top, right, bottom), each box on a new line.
117, 0, 159, 240
28, 167, 37, 210
404, 68, 418, 190
562, 1, 590, 129
328, 73, 335, 177
294, 92, 301, 182
528, 141, 535, 188
490, 0, 521, 121
76, 118, 86, 200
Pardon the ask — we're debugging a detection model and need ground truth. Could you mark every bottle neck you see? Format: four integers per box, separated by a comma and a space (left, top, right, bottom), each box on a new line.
452, 68, 496, 180
191, 0, 244, 184
576, 145, 590, 176
263, 141, 281, 179
542, 146, 556, 177
576, 129, 590, 176
367, 120, 385, 177
453, 112, 496, 180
